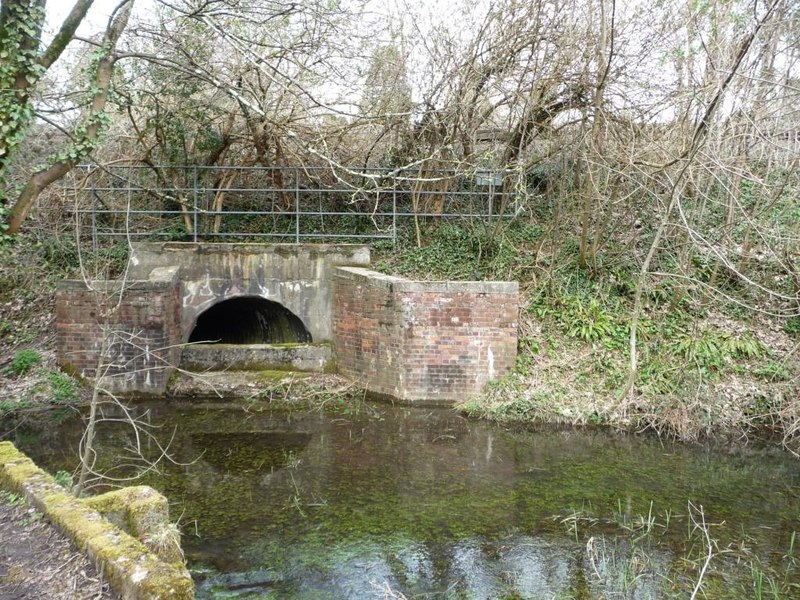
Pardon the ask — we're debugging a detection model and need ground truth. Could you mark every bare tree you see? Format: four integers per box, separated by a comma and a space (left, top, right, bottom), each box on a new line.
4, 0, 135, 234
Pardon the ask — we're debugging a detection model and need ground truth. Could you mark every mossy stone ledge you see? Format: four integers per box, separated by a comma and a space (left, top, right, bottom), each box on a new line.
0, 441, 194, 599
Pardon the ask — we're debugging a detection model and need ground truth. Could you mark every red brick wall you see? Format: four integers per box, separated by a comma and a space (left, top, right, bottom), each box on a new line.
332, 268, 518, 404
332, 270, 403, 397
56, 280, 182, 395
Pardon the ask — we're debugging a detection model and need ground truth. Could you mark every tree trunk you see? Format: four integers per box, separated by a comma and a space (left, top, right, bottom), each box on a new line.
5, 0, 133, 234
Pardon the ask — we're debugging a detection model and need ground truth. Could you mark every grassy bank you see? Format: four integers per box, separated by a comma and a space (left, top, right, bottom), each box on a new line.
374, 221, 800, 450
1, 217, 799, 453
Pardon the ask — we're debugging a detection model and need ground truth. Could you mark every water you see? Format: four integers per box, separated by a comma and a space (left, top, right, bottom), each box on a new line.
3, 400, 800, 599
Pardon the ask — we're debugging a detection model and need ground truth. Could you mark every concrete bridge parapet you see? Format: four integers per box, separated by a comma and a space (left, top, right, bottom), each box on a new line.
57, 243, 369, 394
128, 242, 371, 342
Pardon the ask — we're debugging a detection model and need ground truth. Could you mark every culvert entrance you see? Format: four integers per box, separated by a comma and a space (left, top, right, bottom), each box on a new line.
188, 297, 312, 344
183, 297, 329, 373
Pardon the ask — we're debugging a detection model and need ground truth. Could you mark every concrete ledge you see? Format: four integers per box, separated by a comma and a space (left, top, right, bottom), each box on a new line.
56, 278, 179, 293
180, 343, 333, 372
333, 266, 519, 294
144, 242, 370, 257
0, 442, 194, 600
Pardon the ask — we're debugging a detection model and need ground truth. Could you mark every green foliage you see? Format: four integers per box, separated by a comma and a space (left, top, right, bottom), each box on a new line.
0, 491, 26, 508
635, 353, 681, 395
82, 241, 130, 278
723, 332, 766, 359
636, 328, 767, 398
37, 236, 80, 272
563, 296, 620, 343
645, 280, 674, 305
785, 316, 800, 337
47, 371, 79, 403
0, 399, 32, 416
0, 0, 46, 217
674, 329, 764, 371
6, 349, 41, 376
753, 361, 790, 382
99, 241, 131, 276
53, 470, 74, 489
738, 178, 757, 211
0, 1, 46, 160
674, 330, 723, 368
530, 278, 629, 350
515, 337, 539, 374
491, 389, 553, 421
50, 46, 115, 166
0, 204, 14, 248
386, 221, 543, 281
461, 373, 563, 424
395, 223, 480, 279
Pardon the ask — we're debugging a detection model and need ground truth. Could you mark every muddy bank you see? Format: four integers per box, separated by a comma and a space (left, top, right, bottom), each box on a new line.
0, 490, 117, 600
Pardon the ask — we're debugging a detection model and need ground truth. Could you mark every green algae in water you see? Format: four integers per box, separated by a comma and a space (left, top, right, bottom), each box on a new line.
3, 402, 800, 599
189, 432, 310, 473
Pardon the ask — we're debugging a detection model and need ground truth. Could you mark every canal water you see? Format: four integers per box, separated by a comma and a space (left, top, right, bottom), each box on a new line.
3, 400, 800, 599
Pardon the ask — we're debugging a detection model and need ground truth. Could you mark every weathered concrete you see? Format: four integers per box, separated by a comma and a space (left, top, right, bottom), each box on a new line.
180, 343, 333, 373
84, 486, 184, 564
0, 442, 193, 600
56, 244, 369, 394
332, 267, 519, 404
128, 243, 371, 343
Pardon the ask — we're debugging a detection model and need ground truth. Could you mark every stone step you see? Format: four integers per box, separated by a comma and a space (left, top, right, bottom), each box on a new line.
179, 342, 333, 373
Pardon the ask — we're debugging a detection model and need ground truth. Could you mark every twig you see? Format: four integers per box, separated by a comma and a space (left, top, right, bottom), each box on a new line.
689, 501, 714, 600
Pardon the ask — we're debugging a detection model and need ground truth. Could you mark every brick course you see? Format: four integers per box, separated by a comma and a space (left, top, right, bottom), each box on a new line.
55, 279, 182, 395
332, 267, 518, 405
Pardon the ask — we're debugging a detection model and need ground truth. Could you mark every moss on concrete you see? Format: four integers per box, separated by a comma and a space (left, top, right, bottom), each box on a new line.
254, 369, 303, 381
84, 487, 167, 536
0, 441, 193, 599
323, 355, 338, 374
84, 486, 184, 564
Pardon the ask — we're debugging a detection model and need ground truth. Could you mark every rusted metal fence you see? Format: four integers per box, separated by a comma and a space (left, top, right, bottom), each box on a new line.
61, 164, 513, 248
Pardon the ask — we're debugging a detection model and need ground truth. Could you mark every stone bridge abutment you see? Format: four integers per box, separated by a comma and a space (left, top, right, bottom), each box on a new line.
56, 243, 519, 404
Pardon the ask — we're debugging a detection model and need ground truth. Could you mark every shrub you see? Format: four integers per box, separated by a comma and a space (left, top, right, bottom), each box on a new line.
47, 371, 78, 403
785, 316, 800, 337
54, 470, 74, 489
7, 349, 41, 376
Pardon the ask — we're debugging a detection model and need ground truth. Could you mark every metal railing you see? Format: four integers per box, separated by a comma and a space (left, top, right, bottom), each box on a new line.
61, 164, 513, 247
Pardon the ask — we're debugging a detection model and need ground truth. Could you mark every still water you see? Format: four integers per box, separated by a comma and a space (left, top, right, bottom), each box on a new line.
3, 400, 800, 599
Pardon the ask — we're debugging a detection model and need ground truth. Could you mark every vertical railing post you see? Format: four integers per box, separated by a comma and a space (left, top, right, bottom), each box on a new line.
90, 166, 97, 254
295, 168, 300, 244
392, 188, 397, 247
126, 164, 133, 243
192, 166, 198, 243
488, 179, 494, 227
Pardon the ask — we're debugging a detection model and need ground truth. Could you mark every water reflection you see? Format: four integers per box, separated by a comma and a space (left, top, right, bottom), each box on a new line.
3, 402, 800, 599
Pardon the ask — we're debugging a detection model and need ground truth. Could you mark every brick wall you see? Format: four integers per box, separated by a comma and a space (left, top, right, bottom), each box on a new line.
332, 267, 518, 405
55, 254, 517, 401
56, 279, 182, 395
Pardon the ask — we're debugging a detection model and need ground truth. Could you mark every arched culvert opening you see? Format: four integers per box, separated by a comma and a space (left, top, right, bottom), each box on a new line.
188, 297, 312, 344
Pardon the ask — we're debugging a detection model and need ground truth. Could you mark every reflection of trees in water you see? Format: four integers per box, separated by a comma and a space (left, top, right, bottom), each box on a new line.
4, 403, 800, 597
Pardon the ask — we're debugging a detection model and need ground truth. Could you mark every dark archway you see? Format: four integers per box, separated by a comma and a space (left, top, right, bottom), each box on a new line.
188, 297, 312, 344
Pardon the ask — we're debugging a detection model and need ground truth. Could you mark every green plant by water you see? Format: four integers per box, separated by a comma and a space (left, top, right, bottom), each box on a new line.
6, 349, 41, 376
46, 371, 78, 403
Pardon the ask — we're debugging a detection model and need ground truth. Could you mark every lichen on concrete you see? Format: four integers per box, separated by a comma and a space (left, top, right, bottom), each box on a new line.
0, 441, 193, 599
